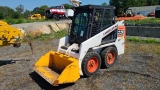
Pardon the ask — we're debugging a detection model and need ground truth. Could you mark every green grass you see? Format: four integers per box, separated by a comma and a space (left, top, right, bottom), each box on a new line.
53, 30, 68, 39
3, 18, 55, 24
125, 18, 160, 25
26, 30, 68, 41
126, 41, 160, 56
127, 36, 160, 44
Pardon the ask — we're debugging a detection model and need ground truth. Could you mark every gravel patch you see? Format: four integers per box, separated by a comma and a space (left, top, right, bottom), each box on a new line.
0, 40, 159, 90
0, 21, 159, 90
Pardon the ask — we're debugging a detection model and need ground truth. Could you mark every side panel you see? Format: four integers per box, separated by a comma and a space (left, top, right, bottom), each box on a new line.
57, 36, 69, 52
115, 24, 126, 55
66, 9, 74, 17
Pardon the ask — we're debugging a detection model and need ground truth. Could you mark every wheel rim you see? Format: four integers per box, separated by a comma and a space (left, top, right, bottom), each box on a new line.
87, 57, 98, 73
106, 51, 115, 65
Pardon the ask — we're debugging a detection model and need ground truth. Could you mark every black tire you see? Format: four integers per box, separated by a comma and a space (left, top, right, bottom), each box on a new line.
45, 13, 51, 19
69, 17, 73, 20
53, 14, 60, 20
45, 10, 52, 19
81, 52, 101, 77
100, 47, 117, 68
13, 43, 21, 48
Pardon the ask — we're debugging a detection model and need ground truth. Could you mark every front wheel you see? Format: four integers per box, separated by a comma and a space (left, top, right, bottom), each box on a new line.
53, 14, 60, 20
100, 47, 117, 68
81, 52, 101, 77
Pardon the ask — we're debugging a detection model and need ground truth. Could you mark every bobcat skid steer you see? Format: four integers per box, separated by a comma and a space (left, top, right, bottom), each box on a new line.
34, 5, 126, 86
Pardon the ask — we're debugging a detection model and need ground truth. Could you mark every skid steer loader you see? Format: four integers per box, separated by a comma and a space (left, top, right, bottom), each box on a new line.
34, 5, 126, 86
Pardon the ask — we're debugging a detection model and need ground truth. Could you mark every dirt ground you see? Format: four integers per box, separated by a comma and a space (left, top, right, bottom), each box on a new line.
0, 38, 159, 90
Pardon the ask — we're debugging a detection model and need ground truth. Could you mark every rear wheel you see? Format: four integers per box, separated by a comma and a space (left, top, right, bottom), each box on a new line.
100, 47, 117, 68
82, 52, 101, 77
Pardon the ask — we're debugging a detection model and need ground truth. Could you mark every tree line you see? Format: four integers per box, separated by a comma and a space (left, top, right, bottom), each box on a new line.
0, 3, 73, 20
0, 0, 159, 19
109, 0, 160, 15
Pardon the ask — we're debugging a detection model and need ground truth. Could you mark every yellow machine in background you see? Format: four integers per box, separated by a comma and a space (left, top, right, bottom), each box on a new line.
28, 14, 46, 20
0, 20, 25, 47
0, 20, 33, 53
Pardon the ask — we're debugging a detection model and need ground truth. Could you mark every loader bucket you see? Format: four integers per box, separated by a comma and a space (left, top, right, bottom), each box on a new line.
34, 51, 80, 86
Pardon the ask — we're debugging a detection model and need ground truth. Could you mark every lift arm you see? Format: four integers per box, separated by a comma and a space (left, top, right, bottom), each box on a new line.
69, 0, 82, 7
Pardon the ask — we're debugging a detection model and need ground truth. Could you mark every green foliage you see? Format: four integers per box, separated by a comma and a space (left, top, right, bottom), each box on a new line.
34, 33, 54, 40
127, 37, 140, 42
0, 12, 4, 19
15, 4, 24, 15
32, 7, 40, 14
4, 18, 15, 24
16, 18, 23, 24
23, 9, 32, 18
40, 5, 49, 10
125, 18, 160, 25
0, 6, 15, 19
40, 5, 49, 15
5, 18, 24, 24
26, 30, 68, 41
63, 3, 73, 9
145, 38, 159, 43
127, 37, 160, 44
32, 5, 49, 15
12, 12, 20, 19
4, 18, 50, 24
110, 0, 160, 16
53, 30, 68, 39
101, 2, 107, 6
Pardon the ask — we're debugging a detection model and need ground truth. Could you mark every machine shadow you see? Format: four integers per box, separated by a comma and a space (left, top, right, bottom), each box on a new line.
0, 59, 30, 66
0, 60, 16, 66
29, 72, 75, 90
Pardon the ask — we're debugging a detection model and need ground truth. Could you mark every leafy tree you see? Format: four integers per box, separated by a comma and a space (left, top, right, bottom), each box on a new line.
15, 4, 24, 15
102, 2, 107, 6
23, 9, 32, 18
39, 5, 49, 15
40, 5, 49, 10
109, 0, 122, 15
32, 5, 49, 15
32, 7, 40, 14
12, 12, 20, 19
109, 0, 160, 16
63, 3, 73, 9
0, 12, 4, 19
146, 0, 160, 5
0, 6, 15, 18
